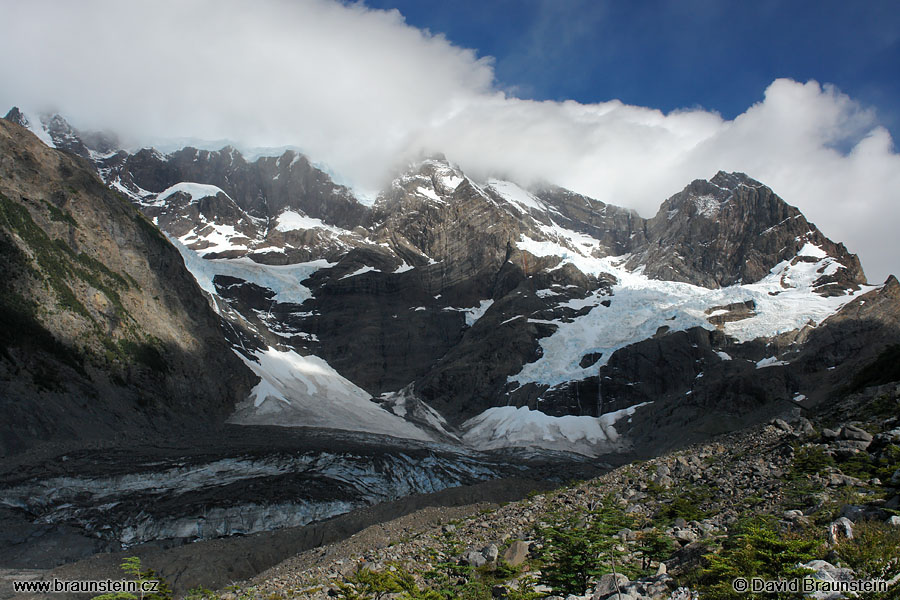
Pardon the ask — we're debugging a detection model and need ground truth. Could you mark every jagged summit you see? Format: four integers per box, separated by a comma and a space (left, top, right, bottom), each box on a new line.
4, 107, 120, 160
2, 108, 896, 461
627, 170, 867, 290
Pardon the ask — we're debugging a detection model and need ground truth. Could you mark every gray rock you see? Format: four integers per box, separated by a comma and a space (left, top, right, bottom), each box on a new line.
674, 529, 699, 544
827, 473, 866, 487
592, 572, 629, 598
654, 475, 674, 488
773, 418, 793, 433
827, 517, 854, 544
887, 516, 900, 528
797, 417, 816, 438
502, 540, 530, 567
840, 425, 873, 442
801, 559, 856, 582
481, 544, 499, 563
821, 428, 840, 441
839, 504, 889, 522
462, 550, 487, 568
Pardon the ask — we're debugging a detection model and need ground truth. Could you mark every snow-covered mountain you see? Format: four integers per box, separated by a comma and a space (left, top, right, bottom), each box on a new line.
7, 108, 899, 459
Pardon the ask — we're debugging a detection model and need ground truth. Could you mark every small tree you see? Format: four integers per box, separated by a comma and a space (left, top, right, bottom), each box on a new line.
536, 496, 633, 595
635, 527, 673, 572
92, 557, 173, 600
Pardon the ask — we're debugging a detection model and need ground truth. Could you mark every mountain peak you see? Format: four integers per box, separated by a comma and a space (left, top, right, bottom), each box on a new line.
625, 171, 867, 289
3, 106, 28, 127
709, 170, 757, 189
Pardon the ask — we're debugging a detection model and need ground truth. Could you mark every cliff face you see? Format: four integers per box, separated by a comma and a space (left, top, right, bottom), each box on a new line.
626, 171, 866, 290
5, 110, 899, 460
0, 119, 254, 456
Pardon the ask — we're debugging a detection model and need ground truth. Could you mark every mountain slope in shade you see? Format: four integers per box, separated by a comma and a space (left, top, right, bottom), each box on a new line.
0, 118, 254, 456
5, 109, 898, 459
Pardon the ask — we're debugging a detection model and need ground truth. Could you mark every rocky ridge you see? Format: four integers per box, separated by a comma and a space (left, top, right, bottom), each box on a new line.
5, 108, 898, 462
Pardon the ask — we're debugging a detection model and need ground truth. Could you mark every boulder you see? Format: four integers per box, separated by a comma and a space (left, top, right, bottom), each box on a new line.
481, 544, 499, 563
592, 573, 629, 598
462, 550, 487, 568
840, 425, 873, 442
827, 517, 854, 544
502, 540, 531, 567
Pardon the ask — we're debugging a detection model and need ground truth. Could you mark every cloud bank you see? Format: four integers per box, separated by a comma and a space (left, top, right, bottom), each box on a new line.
1, 0, 898, 281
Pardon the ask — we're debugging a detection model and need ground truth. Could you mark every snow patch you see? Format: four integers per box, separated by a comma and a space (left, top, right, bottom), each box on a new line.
167, 235, 332, 304
797, 242, 827, 259
486, 180, 547, 213
510, 237, 873, 387
461, 403, 651, 456
158, 182, 229, 203
465, 299, 494, 326
416, 186, 444, 203
340, 266, 379, 280
230, 348, 434, 441
275, 211, 348, 235
756, 357, 789, 369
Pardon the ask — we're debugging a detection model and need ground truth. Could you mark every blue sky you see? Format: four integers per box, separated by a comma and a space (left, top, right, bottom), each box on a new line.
367, 0, 900, 138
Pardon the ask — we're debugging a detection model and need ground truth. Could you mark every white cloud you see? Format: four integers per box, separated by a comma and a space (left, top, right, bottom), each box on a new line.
1, 0, 898, 282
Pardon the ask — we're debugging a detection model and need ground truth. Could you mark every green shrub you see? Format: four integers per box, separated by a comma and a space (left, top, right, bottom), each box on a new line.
834, 520, 900, 581
790, 445, 835, 478
695, 518, 822, 600
654, 484, 711, 525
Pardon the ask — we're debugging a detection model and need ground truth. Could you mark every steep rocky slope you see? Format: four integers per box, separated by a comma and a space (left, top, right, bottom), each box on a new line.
11, 109, 897, 461
0, 118, 254, 456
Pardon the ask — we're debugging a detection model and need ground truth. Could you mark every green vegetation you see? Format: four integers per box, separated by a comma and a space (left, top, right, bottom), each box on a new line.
790, 444, 835, 477
833, 520, 900, 581
0, 233, 86, 375
692, 518, 822, 600
40, 198, 77, 226
328, 563, 536, 600
0, 192, 133, 321
119, 339, 169, 373
535, 496, 634, 595
91, 557, 173, 600
332, 566, 421, 600
0, 192, 172, 379
133, 210, 169, 248
654, 484, 712, 524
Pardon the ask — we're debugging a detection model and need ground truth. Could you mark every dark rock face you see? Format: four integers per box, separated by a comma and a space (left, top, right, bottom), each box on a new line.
627, 171, 866, 289
532, 186, 646, 257
6, 111, 898, 461
0, 118, 254, 457
103, 146, 368, 230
